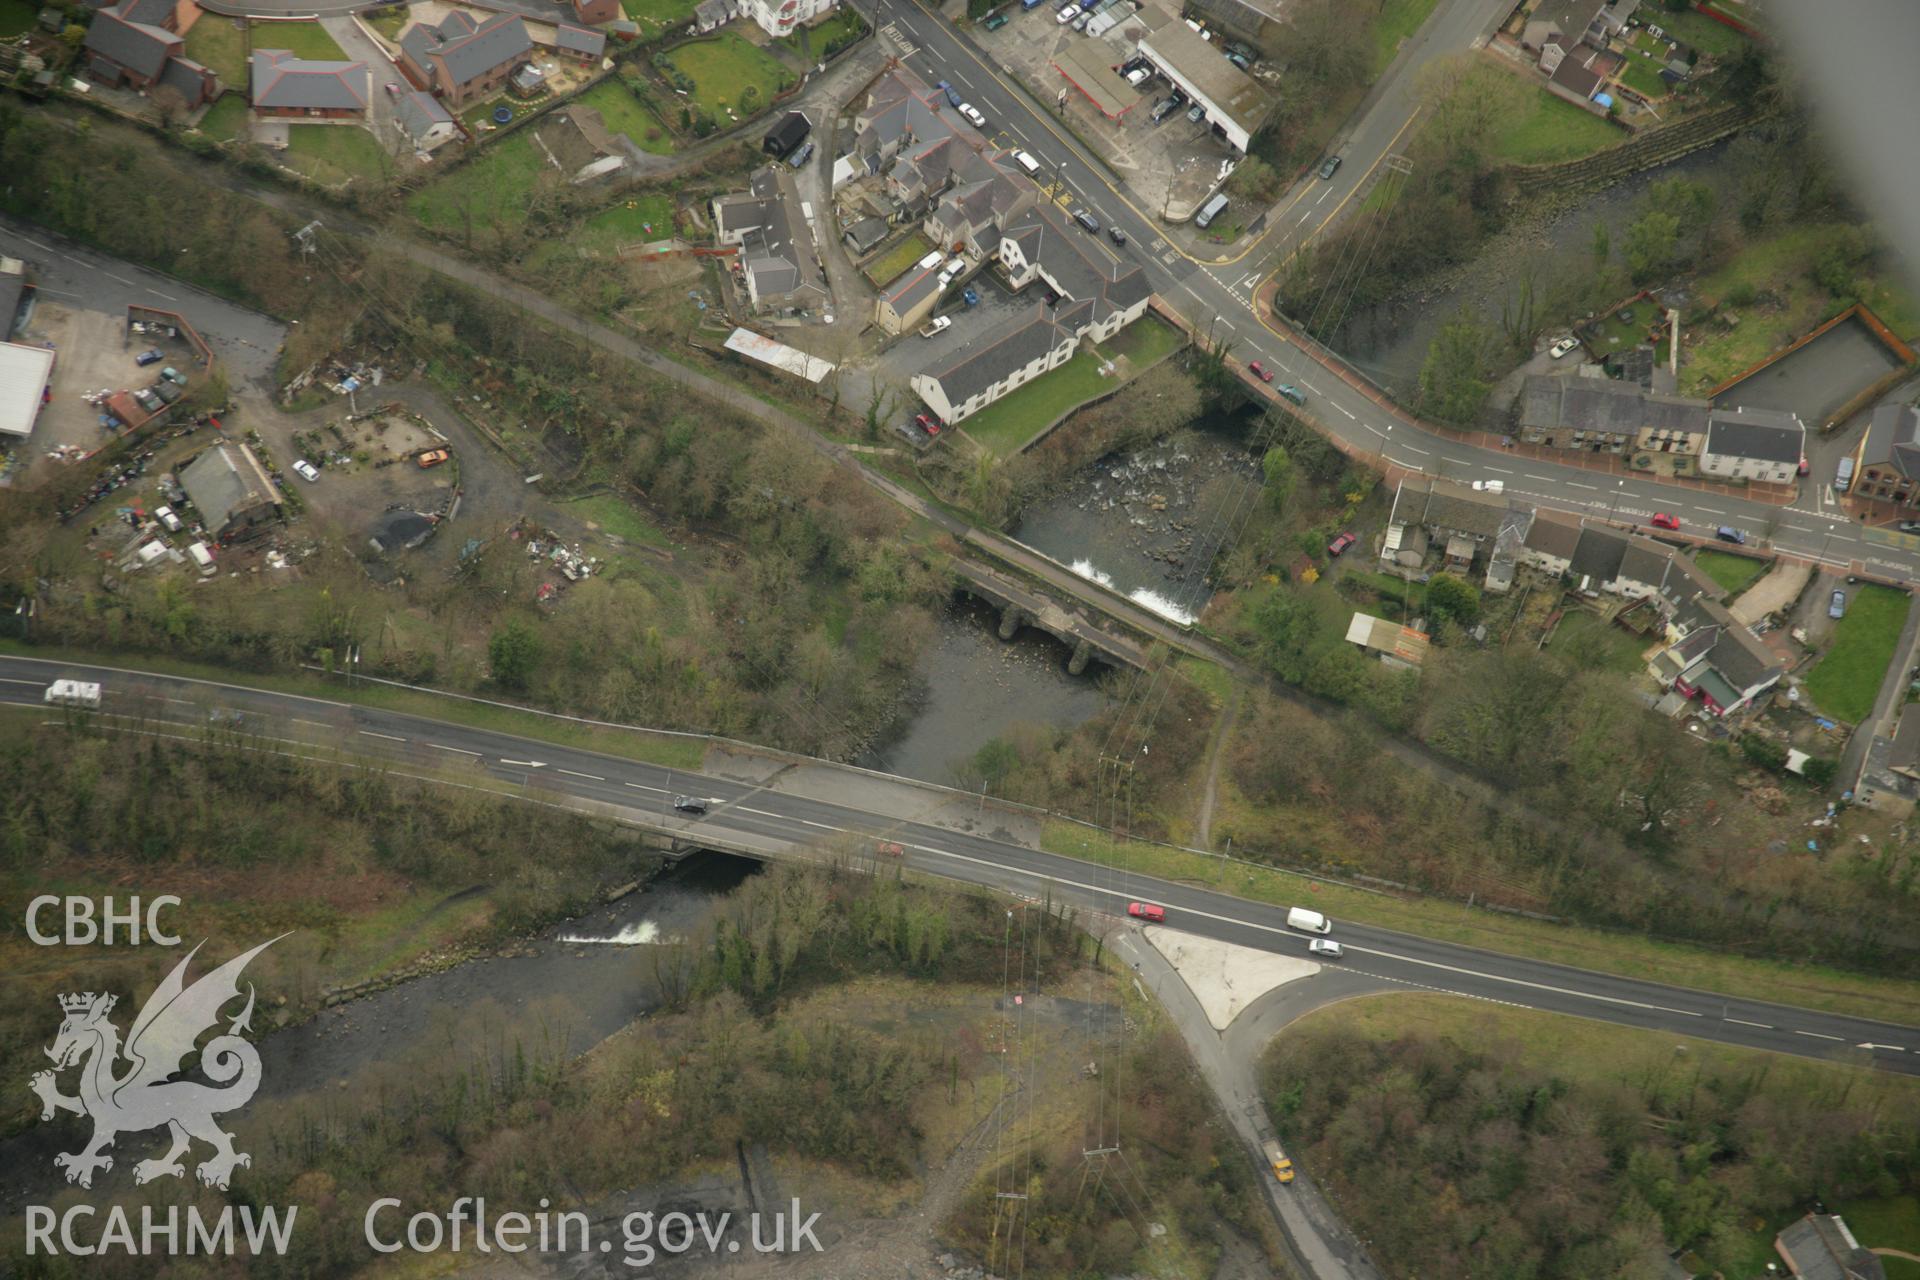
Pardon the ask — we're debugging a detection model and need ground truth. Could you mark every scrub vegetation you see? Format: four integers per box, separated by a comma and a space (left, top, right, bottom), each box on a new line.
1265, 995, 1920, 1280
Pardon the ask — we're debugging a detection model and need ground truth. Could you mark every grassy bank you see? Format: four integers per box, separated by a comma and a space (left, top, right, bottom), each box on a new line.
1038, 820, 1920, 1024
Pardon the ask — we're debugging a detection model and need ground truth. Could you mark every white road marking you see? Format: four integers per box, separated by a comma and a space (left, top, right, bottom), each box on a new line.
1398, 443, 1429, 457
1567, 482, 1599, 491
1525, 474, 1551, 481
1725, 1018, 1772, 1029
499, 758, 546, 768
1335, 405, 1356, 420
1301, 381, 1323, 394
1696, 506, 1725, 515
1484, 466, 1513, 474
358, 730, 405, 741
910, 842, 1708, 1018
0, 678, 42, 686
556, 768, 604, 781
1796, 1030, 1845, 1041
625, 781, 665, 793
428, 742, 482, 756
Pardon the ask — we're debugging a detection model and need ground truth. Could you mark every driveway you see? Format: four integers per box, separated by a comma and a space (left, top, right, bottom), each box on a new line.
320, 16, 403, 154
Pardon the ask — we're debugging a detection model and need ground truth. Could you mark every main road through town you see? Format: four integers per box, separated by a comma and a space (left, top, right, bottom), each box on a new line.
870, 0, 1920, 583
5, 651, 1916, 1074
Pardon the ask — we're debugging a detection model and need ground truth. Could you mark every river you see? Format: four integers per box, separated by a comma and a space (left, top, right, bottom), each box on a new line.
859, 595, 1109, 786
1010, 422, 1263, 625
1334, 142, 1735, 396
0, 855, 760, 1207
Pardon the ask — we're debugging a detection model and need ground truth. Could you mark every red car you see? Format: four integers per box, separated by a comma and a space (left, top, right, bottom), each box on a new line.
1127, 901, 1166, 923
875, 840, 904, 858
1327, 531, 1356, 556
1649, 512, 1681, 531
1249, 360, 1275, 383
914, 413, 942, 437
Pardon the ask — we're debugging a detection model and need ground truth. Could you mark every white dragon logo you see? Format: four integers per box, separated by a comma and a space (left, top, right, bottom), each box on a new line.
29, 936, 284, 1190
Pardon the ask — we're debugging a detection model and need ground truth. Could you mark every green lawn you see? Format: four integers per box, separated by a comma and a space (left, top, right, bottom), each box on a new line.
1836, 1195, 1920, 1263
960, 351, 1123, 457
1805, 583, 1911, 724
1682, 221, 1920, 395
461, 97, 515, 133
1655, 7, 1752, 60
1103, 312, 1186, 367
1692, 549, 1766, 595
1369, 0, 1440, 76
1616, 49, 1671, 101
621, 0, 700, 34
183, 16, 248, 87
0, 0, 39, 37
283, 124, 390, 186
560, 494, 671, 547
582, 194, 677, 244
365, 6, 408, 40
1491, 84, 1625, 164
409, 137, 550, 233
197, 93, 250, 143
655, 32, 796, 124
1587, 300, 1658, 357
865, 232, 935, 286
1545, 609, 1647, 675
575, 79, 676, 155
780, 8, 865, 58
253, 20, 347, 61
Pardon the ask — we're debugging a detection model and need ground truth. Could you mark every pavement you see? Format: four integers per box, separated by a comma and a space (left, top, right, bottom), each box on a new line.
854, 0, 1920, 584
4, 651, 1917, 1077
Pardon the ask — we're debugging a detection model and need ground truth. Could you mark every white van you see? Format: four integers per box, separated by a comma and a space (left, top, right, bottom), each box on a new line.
155, 506, 183, 532
1286, 907, 1331, 934
1011, 149, 1042, 176
44, 680, 102, 710
188, 541, 216, 577
1195, 193, 1229, 229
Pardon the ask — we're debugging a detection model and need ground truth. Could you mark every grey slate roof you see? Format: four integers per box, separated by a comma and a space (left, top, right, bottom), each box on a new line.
883, 265, 943, 316
1775, 1213, 1886, 1280
1520, 373, 1707, 437
1568, 524, 1630, 583
1388, 477, 1509, 540
1704, 405, 1804, 464
922, 302, 1075, 406
395, 89, 453, 141
83, 9, 178, 80
403, 12, 530, 89
157, 54, 212, 105
179, 443, 278, 532
1522, 509, 1584, 562
117, 0, 174, 26
554, 23, 605, 56
251, 50, 370, 110
1861, 403, 1920, 479
1001, 199, 1150, 327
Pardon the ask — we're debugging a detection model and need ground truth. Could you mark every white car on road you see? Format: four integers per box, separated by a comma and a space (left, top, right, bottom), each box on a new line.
1308, 939, 1343, 958
958, 103, 987, 129
1472, 479, 1504, 494
292, 459, 320, 483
